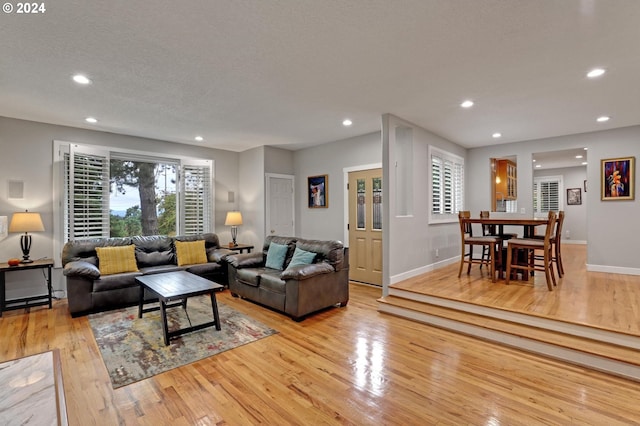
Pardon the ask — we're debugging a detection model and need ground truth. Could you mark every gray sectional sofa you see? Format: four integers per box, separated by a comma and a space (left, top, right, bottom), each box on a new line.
62, 233, 233, 316
226, 235, 349, 321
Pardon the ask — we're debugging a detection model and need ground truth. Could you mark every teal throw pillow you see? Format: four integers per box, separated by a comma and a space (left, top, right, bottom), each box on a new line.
265, 242, 289, 270
286, 247, 316, 270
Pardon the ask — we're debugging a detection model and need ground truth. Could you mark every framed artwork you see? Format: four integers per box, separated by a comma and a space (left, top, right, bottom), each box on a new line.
601, 156, 635, 201
567, 188, 582, 205
308, 175, 328, 208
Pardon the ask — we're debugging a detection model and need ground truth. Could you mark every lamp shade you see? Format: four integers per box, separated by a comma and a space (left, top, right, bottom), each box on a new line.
224, 211, 243, 226
9, 211, 45, 233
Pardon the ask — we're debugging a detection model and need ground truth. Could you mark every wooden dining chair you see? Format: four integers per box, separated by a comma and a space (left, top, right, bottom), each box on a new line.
458, 211, 502, 282
479, 210, 516, 268
505, 211, 557, 290
532, 210, 565, 277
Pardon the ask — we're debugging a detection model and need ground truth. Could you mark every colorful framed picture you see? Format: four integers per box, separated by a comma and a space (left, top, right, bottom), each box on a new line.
308, 175, 328, 208
567, 188, 582, 205
601, 156, 635, 201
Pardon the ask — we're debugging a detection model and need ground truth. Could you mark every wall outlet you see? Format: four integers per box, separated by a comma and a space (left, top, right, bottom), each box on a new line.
435, 248, 439, 258
566, 229, 570, 239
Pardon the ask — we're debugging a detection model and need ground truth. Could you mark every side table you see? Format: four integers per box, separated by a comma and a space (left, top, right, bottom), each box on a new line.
228, 244, 254, 254
0, 258, 54, 317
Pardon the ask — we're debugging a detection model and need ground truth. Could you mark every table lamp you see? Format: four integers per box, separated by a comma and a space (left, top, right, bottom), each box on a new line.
225, 211, 243, 247
9, 210, 45, 263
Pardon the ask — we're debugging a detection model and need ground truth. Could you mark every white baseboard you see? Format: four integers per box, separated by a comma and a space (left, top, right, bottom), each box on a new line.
390, 256, 458, 284
587, 264, 640, 276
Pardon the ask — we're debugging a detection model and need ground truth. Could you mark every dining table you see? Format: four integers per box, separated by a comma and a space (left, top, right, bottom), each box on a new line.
464, 217, 550, 238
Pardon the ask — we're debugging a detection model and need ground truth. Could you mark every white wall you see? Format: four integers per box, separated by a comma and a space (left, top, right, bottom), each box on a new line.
238, 147, 265, 249
0, 116, 239, 298
382, 114, 467, 293
294, 132, 381, 241
468, 125, 640, 273
534, 166, 587, 242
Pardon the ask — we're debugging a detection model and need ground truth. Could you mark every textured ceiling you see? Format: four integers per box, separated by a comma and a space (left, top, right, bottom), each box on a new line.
1, 1, 639, 153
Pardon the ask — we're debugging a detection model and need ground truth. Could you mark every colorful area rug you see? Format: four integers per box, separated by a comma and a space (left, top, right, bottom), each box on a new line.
88, 296, 277, 388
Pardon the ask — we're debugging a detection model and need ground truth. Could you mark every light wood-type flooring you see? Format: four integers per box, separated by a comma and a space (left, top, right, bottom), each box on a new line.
2, 245, 640, 425
388, 244, 640, 335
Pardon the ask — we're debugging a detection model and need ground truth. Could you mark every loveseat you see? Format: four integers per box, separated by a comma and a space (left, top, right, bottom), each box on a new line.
226, 236, 349, 321
62, 233, 234, 317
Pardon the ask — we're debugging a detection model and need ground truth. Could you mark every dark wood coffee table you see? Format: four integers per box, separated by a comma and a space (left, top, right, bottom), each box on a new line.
136, 271, 224, 345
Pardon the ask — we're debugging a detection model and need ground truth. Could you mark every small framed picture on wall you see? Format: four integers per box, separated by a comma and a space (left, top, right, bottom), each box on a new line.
308, 175, 328, 208
567, 188, 582, 205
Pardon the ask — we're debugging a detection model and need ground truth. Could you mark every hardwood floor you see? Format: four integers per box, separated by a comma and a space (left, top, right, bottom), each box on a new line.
389, 244, 640, 335
2, 257, 640, 425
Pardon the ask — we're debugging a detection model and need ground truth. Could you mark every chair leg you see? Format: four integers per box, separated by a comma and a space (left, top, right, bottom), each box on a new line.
556, 242, 564, 276
492, 243, 496, 282
543, 250, 554, 291
458, 246, 465, 278
505, 246, 512, 285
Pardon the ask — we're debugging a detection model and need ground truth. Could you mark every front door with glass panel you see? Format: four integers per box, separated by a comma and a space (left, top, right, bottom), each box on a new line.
348, 168, 382, 285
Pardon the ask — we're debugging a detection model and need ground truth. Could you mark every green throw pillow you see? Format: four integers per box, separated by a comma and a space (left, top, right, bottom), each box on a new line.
265, 242, 289, 270
286, 247, 316, 270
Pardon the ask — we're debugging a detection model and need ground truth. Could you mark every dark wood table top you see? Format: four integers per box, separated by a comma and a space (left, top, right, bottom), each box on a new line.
0, 258, 54, 272
135, 271, 223, 300
463, 218, 548, 226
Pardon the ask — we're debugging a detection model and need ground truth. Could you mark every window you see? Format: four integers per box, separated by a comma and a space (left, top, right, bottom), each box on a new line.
430, 146, 464, 222
53, 141, 213, 264
533, 176, 563, 216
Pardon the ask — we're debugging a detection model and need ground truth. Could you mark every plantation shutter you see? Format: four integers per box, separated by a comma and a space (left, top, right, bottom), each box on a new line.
69, 144, 110, 239
431, 147, 464, 219
180, 159, 213, 235
431, 156, 442, 214
533, 176, 562, 215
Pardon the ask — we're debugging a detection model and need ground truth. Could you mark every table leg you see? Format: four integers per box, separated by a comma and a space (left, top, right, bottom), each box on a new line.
138, 285, 144, 318
0, 271, 5, 317
160, 299, 170, 346
46, 265, 52, 309
209, 292, 221, 331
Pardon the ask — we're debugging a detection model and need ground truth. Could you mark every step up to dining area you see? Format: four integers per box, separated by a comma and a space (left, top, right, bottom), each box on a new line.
378, 245, 640, 383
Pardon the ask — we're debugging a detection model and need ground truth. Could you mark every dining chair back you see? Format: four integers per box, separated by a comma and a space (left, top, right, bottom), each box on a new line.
505, 210, 557, 290
458, 211, 502, 282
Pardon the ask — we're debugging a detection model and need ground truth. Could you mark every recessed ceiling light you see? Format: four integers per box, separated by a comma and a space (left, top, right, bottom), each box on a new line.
195, 136, 204, 142
532, 159, 536, 162
584, 147, 588, 150
575, 155, 583, 159
582, 162, 588, 165
597, 116, 610, 122
342, 119, 352, 127
535, 164, 542, 168
587, 68, 606, 78
492, 132, 502, 138
73, 74, 91, 85
460, 100, 474, 108
85, 117, 97, 123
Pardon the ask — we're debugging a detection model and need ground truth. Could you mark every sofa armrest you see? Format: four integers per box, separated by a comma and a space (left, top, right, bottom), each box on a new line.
63, 260, 100, 280
227, 252, 264, 268
280, 262, 334, 280
209, 248, 235, 263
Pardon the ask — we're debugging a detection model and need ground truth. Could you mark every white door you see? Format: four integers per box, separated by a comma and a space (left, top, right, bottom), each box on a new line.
266, 174, 295, 237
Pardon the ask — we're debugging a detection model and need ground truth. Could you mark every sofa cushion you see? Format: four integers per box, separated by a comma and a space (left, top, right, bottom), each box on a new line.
236, 268, 264, 287
138, 265, 184, 275
186, 262, 222, 276
175, 240, 207, 266
265, 242, 288, 270
93, 271, 141, 292
259, 271, 286, 294
133, 235, 175, 267
95, 245, 139, 276
285, 247, 316, 270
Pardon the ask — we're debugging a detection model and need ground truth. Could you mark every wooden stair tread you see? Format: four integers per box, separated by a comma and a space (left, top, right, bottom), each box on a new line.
378, 295, 640, 366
